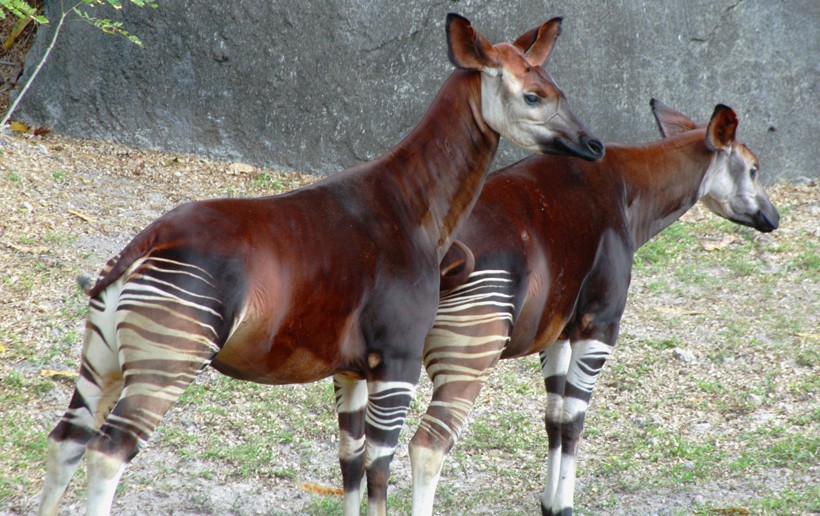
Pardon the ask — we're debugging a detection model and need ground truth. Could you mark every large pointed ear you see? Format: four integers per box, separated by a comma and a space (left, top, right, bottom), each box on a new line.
705, 104, 738, 151
446, 13, 500, 70
650, 98, 696, 138
512, 17, 563, 66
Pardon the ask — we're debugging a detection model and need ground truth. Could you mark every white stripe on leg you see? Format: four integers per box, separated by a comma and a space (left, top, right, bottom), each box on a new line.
541, 339, 571, 379
540, 445, 563, 512
342, 486, 364, 516
551, 453, 577, 515
567, 339, 611, 394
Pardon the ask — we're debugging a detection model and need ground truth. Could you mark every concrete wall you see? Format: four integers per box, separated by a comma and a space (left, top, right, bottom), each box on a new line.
14, 0, 818, 182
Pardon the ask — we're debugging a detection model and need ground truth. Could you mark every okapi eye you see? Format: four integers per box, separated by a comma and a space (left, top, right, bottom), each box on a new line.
750, 167, 758, 179
524, 93, 541, 106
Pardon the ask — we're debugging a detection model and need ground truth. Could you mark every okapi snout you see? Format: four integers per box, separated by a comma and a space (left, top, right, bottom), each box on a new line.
580, 134, 605, 161
551, 133, 605, 161
752, 204, 780, 233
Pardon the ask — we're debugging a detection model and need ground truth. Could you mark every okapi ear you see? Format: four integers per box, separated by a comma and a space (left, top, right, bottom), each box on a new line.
513, 17, 563, 66
705, 104, 738, 151
650, 98, 696, 138
446, 13, 500, 71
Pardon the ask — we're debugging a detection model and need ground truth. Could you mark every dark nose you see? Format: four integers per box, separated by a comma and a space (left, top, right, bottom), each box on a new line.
753, 207, 780, 233
585, 137, 605, 159
578, 134, 604, 161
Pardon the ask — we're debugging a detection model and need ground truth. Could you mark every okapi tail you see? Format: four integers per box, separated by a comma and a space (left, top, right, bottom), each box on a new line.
76, 275, 93, 295
86, 225, 164, 298
440, 239, 476, 291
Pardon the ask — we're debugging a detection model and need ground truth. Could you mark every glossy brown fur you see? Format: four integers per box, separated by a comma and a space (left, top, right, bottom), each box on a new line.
40, 14, 606, 516
445, 105, 778, 363
446, 129, 722, 358
88, 69, 495, 385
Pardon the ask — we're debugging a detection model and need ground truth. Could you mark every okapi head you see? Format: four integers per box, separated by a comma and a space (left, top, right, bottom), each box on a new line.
447, 13, 604, 161
652, 99, 780, 233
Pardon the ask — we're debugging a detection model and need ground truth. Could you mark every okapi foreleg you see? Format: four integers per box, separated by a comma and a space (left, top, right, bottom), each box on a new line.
334, 374, 368, 515
539, 339, 571, 513
364, 379, 416, 516
541, 338, 612, 516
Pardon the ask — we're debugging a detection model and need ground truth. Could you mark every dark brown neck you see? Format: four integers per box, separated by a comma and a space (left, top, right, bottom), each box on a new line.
371, 70, 500, 258
616, 129, 715, 247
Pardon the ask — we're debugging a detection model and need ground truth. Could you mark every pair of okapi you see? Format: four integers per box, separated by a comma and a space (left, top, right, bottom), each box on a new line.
38, 13, 779, 516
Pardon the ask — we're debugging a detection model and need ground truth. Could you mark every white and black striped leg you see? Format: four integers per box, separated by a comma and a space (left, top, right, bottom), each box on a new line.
39, 297, 124, 516
82, 301, 220, 512
334, 373, 368, 516
364, 378, 416, 516
539, 339, 571, 515
410, 344, 509, 511
410, 269, 515, 515
81, 351, 213, 514
547, 338, 612, 516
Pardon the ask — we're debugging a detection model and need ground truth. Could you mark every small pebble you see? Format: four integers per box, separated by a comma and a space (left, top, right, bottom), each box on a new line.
672, 347, 695, 363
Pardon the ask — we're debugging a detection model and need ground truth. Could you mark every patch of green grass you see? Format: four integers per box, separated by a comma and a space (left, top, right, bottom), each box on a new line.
634, 221, 697, 270
749, 485, 820, 514
6, 170, 22, 183
786, 407, 820, 427
251, 170, 287, 193
463, 411, 534, 452
304, 494, 345, 516
202, 434, 276, 478
795, 345, 818, 367
597, 451, 637, 477
643, 278, 670, 295
495, 366, 539, 396
43, 231, 78, 245
729, 427, 818, 473
672, 262, 709, 286
0, 411, 48, 499
644, 337, 681, 351
694, 379, 724, 394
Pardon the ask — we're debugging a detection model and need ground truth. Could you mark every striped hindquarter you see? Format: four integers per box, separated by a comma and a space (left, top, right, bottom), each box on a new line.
410, 270, 515, 516
38, 257, 226, 516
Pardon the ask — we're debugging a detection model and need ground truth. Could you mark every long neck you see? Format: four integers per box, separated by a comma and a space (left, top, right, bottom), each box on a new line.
617, 130, 715, 247
371, 70, 500, 259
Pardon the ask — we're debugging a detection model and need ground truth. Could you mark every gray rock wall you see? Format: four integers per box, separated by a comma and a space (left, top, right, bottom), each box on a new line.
14, 0, 818, 182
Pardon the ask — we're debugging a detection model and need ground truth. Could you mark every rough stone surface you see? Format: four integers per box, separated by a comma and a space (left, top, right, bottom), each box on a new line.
12, 0, 819, 180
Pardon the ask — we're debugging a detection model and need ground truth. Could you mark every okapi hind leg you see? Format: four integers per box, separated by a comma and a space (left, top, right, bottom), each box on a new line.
80, 349, 215, 514
410, 269, 515, 515
39, 296, 125, 516
79, 279, 223, 514
334, 373, 369, 515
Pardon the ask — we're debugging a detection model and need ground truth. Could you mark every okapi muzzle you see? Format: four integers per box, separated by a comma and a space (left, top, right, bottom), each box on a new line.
541, 96, 604, 161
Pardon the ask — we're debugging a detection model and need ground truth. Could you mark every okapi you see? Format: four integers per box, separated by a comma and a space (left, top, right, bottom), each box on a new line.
37, 13, 604, 516
409, 100, 779, 515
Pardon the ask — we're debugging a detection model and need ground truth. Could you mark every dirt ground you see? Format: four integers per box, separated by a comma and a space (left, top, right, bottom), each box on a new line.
0, 129, 817, 516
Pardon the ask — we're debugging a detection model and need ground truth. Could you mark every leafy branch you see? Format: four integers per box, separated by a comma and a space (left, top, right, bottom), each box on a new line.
0, 0, 157, 127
